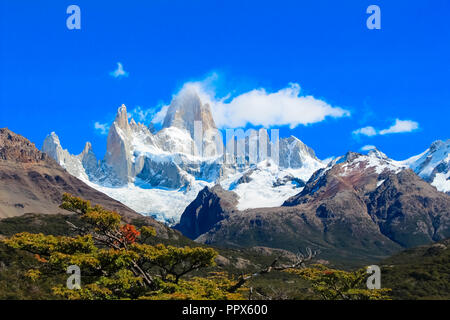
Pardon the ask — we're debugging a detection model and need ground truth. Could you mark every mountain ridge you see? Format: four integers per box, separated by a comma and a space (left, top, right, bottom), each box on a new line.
42, 93, 324, 223
38, 87, 449, 224
0, 127, 172, 237
181, 150, 450, 265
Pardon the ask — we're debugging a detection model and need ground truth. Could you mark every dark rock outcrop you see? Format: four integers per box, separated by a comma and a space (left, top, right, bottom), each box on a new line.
183, 151, 450, 265
174, 185, 238, 239
366, 169, 450, 247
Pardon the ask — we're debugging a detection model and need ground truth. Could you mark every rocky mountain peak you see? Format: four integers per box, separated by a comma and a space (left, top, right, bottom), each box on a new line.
430, 139, 449, 153
42, 131, 99, 181
42, 132, 64, 165
48, 132, 60, 144
82, 141, 93, 156
283, 148, 405, 207
287, 136, 317, 157
278, 135, 322, 169
174, 184, 239, 239
0, 128, 47, 163
162, 86, 217, 137
104, 107, 133, 185
0, 128, 170, 237
368, 148, 389, 160
114, 104, 131, 132
343, 151, 362, 162
401, 139, 449, 194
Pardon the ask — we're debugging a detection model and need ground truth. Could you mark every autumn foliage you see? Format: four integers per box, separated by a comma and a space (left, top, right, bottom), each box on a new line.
120, 224, 140, 244
286, 264, 391, 300
2, 193, 246, 300
1, 194, 392, 300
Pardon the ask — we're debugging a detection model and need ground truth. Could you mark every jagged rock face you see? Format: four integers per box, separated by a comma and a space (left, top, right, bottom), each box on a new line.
366, 170, 450, 247
104, 105, 133, 185
38, 95, 449, 229
41, 89, 327, 222
272, 175, 305, 188
100, 103, 225, 188
189, 151, 450, 265
42, 132, 99, 181
174, 185, 238, 239
162, 87, 223, 157
48, 101, 323, 196
402, 139, 450, 194
283, 150, 403, 206
235, 169, 255, 185
0, 128, 47, 163
163, 88, 217, 134
42, 132, 67, 165
0, 128, 173, 238
279, 136, 320, 169
80, 142, 99, 180
136, 158, 191, 189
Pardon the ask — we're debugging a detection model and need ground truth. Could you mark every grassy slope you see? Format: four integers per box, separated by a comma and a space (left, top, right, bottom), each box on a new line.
1, 213, 448, 300
380, 239, 450, 300
0, 213, 310, 299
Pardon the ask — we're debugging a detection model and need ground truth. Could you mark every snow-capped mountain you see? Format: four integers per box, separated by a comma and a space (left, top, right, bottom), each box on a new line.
400, 140, 450, 194
184, 145, 450, 262
292, 148, 406, 203
42, 87, 324, 224
42, 132, 99, 181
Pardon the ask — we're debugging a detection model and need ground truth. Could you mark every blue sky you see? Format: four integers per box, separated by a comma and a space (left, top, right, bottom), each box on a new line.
1, 0, 449, 160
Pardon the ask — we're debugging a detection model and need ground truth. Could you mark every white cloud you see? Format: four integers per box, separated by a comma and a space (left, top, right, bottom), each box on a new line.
150, 77, 350, 129
361, 145, 376, 151
94, 122, 109, 135
353, 119, 419, 137
212, 83, 350, 129
379, 119, 419, 135
353, 126, 377, 137
129, 106, 153, 123
109, 62, 129, 78
151, 105, 170, 125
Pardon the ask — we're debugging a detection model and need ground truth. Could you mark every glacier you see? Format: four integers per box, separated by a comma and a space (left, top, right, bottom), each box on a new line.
41, 86, 449, 224
42, 86, 325, 224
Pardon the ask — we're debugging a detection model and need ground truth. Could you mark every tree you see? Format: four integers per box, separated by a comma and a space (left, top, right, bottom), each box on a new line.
286, 264, 391, 300
2, 194, 245, 300
1, 194, 393, 300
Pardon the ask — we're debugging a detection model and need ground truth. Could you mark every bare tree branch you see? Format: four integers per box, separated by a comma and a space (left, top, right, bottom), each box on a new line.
228, 248, 319, 293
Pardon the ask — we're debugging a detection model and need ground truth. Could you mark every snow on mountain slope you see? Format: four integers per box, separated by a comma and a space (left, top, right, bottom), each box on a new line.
42, 132, 98, 181
42, 93, 449, 224
40, 86, 327, 224
400, 140, 450, 194
339, 148, 405, 176
220, 159, 323, 210
84, 180, 211, 225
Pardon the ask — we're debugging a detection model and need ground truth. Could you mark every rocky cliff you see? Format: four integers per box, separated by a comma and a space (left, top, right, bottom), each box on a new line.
401, 139, 450, 195
174, 185, 238, 239
0, 128, 172, 237
181, 149, 450, 265
41, 90, 324, 223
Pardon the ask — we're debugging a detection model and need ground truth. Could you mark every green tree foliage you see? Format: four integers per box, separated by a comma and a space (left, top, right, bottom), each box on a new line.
381, 240, 450, 299
1, 194, 397, 300
287, 264, 391, 300
2, 194, 245, 300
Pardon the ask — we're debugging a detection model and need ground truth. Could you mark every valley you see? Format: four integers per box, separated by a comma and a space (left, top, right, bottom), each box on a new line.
0, 87, 449, 299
